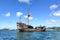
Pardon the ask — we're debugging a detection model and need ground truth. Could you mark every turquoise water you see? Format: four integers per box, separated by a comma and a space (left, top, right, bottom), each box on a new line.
0, 30, 60, 40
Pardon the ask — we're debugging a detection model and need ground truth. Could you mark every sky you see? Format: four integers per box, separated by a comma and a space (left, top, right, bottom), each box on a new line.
0, 0, 60, 29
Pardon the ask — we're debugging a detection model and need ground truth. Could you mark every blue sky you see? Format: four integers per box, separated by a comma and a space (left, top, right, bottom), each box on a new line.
0, 0, 60, 29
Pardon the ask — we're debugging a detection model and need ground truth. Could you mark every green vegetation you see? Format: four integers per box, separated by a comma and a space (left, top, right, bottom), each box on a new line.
2, 28, 9, 30
47, 27, 60, 30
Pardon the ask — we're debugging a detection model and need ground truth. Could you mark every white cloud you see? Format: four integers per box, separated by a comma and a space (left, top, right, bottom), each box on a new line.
46, 19, 60, 24
5, 12, 10, 17
29, 17, 33, 20
46, 19, 57, 24
16, 12, 23, 17
24, 15, 33, 20
53, 10, 60, 16
18, 0, 30, 4
50, 19, 56, 23
24, 15, 27, 18
50, 4, 58, 10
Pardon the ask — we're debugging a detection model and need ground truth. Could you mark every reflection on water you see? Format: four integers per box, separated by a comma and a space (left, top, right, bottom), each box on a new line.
16, 30, 60, 40
0, 30, 60, 40
16, 32, 47, 40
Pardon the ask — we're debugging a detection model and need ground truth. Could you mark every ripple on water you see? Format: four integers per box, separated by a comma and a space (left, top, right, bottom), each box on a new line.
0, 30, 60, 40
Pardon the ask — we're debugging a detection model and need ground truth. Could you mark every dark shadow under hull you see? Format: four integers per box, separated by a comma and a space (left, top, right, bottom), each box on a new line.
18, 28, 46, 32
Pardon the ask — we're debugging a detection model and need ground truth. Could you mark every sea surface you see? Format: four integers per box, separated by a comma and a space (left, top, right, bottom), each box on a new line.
0, 30, 60, 40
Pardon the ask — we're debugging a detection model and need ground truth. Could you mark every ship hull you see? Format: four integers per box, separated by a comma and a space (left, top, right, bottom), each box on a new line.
18, 28, 46, 32
17, 22, 46, 32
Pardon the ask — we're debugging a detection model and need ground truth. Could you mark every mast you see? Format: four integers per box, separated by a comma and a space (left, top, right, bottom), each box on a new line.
27, 6, 30, 25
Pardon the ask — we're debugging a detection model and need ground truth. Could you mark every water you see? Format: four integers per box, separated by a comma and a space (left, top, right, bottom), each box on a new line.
0, 30, 60, 40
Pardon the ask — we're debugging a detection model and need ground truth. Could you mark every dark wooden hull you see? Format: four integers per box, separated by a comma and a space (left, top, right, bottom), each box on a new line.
17, 22, 46, 32
18, 28, 46, 32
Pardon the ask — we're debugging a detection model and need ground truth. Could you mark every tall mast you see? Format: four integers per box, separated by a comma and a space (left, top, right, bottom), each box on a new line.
27, 5, 30, 25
